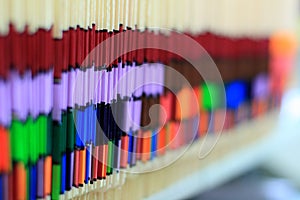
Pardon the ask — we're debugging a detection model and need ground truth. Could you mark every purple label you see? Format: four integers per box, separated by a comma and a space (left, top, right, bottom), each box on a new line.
109, 69, 113, 103
154, 63, 160, 95
132, 100, 142, 131
70, 151, 74, 188
107, 70, 111, 103
151, 64, 155, 95
80, 70, 85, 106
39, 73, 46, 114
99, 70, 104, 103
158, 63, 165, 95
61, 72, 68, 110
107, 71, 111, 103
10, 71, 27, 121
45, 70, 53, 114
116, 66, 121, 98
96, 70, 101, 104
117, 62, 122, 86
134, 66, 144, 97
125, 66, 132, 98
74, 69, 83, 106
132, 66, 138, 97
252, 74, 269, 100
92, 68, 98, 104
101, 70, 108, 104
52, 83, 62, 121
117, 64, 123, 98
128, 63, 136, 98
123, 65, 128, 98
84, 69, 89, 105
24, 72, 30, 119
93, 70, 98, 104
77, 70, 84, 106
91, 67, 96, 103
38, 74, 44, 113
0, 80, 11, 126
112, 67, 118, 101
37, 159, 44, 197
87, 68, 92, 104
30, 75, 39, 119
67, 69, 75, 108
125, 65, 130, 98
120, 66, 126, 99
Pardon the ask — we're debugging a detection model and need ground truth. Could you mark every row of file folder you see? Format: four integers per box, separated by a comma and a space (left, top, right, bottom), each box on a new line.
0, 26, 288, 200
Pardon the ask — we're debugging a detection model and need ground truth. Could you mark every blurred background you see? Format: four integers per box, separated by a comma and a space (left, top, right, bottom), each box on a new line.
192, 23, 300, 200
